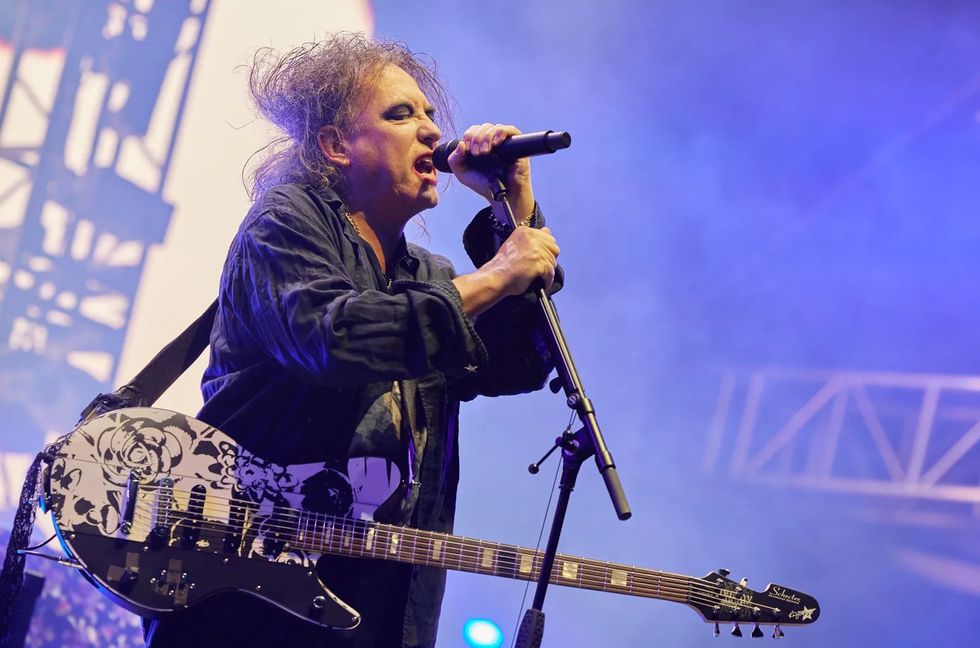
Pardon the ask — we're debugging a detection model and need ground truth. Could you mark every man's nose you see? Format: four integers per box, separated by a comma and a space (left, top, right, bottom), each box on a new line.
419, 118, 441, 146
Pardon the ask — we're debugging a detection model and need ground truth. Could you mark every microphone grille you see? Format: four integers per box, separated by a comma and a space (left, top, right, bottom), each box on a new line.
432, 139, 458, 173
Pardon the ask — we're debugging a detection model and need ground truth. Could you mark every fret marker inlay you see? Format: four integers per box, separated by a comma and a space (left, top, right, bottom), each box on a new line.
561, 561, 579, 580
610, 569, 628, 587
480, 548, 494, 569
432, 539, 443, 561
519, 554, 533, 574
389, 533, 400, 555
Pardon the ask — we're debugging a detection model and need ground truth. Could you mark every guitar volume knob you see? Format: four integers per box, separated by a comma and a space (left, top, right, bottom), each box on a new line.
313, 595, 326, 609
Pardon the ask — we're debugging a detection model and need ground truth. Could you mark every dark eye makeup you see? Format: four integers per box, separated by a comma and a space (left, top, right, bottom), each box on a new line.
384, 103, 437, 121
384, 104, 412, 119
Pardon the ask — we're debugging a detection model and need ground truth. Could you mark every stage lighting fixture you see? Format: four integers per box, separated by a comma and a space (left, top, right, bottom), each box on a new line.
463, 618, 504, 648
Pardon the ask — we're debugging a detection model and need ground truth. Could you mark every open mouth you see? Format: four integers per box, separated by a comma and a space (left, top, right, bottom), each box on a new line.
414, 155, 437, 181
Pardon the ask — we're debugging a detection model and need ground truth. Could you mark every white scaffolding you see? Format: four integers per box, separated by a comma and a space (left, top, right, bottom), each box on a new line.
703, 368, 980, 511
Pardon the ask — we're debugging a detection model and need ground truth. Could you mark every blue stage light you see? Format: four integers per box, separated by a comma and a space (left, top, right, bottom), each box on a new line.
463, 618, 504, 647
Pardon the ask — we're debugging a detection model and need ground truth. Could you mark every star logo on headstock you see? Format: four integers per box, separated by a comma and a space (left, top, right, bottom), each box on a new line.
464, 364, 479, 374
799, 606, 816, 621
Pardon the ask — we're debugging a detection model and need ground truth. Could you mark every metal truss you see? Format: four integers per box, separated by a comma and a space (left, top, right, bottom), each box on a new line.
703, 368, 980, 510
0, 0, 210, 505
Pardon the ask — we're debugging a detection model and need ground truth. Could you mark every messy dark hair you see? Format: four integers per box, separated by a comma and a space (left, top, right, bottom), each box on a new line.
245, 32, 453, 200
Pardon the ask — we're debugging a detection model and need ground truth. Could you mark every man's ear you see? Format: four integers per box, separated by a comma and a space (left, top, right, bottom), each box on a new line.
318, 126, 349, 167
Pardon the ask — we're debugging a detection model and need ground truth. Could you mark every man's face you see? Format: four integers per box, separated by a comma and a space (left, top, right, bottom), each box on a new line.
343, 65, 442, 222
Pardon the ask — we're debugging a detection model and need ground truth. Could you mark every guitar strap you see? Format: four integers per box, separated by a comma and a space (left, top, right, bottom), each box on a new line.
79, 299, 219, 421
0, 299, 218, 644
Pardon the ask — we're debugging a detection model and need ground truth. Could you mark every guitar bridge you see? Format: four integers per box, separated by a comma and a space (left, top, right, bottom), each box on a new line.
120, 469, 140, 535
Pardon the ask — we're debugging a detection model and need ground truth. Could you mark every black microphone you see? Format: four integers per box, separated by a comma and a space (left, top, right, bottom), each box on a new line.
432, 130, 571, 173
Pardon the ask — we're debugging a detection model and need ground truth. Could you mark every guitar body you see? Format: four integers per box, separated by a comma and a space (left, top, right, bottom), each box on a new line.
42, 407, 821, 637
43, 407, 401, 630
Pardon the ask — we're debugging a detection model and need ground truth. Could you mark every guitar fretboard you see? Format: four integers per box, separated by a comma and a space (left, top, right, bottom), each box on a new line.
289, 512, 693, 605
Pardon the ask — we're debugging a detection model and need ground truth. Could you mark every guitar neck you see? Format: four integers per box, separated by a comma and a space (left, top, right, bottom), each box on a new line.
293, 516, 693, 606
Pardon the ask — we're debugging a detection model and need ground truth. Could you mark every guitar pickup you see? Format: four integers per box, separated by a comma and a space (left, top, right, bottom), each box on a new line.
180, 485, 207, 548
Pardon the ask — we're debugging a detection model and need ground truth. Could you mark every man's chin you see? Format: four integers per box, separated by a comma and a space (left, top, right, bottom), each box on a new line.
418, 186, 439, 209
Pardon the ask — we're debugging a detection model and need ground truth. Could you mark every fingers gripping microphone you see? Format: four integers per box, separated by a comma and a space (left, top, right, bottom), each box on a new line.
432, 130, 571, 173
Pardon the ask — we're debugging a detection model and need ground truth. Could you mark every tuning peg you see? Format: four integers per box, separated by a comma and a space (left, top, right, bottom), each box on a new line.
717, 568, 731, 577
739, 577, 749, 587
751, 624, 763, 638
714, 623, 720, 637
772, 625, 784, 639
732, 623, 743, 637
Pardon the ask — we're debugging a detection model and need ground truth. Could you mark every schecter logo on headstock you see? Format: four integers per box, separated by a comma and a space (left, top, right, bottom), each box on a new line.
767, 586, 801, 605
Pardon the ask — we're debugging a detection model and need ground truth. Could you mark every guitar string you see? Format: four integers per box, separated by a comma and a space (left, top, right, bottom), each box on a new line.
113, 481, 708, 591
100, 487, 778, 612
115, 517, 782, 619
52, 463, 782, 614
113, 506, 779, 614
115, 517, 734, 613
119, 499, 708, 597
118, 511, 699, 602
111, 521, 774, 621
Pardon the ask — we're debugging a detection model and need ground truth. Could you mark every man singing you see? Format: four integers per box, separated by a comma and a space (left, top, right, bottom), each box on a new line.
144, 32, 561, 648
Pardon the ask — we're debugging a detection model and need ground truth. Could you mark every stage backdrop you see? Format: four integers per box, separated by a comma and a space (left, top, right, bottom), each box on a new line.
2, 1, 979, 646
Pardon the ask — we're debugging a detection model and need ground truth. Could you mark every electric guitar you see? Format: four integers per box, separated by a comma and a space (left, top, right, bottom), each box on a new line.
40, 408, 820, 638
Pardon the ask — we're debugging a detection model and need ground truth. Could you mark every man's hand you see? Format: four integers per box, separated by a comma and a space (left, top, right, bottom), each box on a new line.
447, 123, 535, 224
453, 226, 559, 317
483, 226, 559, 296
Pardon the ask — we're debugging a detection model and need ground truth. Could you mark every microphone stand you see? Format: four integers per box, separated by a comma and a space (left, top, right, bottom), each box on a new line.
483, 169, 631, 648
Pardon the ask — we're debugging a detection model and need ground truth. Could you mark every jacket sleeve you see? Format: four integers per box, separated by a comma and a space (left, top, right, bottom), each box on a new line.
224, 188, 488, 387
450, 204, 564, 401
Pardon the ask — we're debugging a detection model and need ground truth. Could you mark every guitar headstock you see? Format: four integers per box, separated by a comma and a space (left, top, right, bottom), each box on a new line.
687, 569, 820, 638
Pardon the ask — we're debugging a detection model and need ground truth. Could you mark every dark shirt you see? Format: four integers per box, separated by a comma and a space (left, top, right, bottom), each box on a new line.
144, 184, 558, 648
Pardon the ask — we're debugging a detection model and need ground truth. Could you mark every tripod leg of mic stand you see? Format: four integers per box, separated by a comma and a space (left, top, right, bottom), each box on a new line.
515, 608, 546, 648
